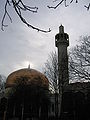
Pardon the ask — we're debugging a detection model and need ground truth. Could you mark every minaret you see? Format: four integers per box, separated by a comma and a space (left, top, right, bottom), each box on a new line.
55, 25, 69, 93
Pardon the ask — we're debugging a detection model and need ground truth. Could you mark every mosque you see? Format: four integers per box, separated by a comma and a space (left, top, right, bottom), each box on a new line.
0, 25, 90, 120
0, 68, 51, 120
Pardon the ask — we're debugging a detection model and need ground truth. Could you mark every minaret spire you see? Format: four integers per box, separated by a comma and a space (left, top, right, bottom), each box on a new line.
59, 24, 64, 34
28, 64, 30, 69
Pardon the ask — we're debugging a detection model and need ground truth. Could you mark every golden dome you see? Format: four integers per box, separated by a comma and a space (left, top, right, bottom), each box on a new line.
6, 68, 49, 88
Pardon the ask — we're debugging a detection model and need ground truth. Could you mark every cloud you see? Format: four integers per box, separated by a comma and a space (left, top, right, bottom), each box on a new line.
0, 0, 90, 76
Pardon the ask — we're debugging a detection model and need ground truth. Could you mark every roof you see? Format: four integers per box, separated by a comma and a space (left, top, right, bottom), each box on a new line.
6, 68, 49, 88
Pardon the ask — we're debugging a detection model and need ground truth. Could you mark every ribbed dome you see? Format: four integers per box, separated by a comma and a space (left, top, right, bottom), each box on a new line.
6, 68, 49, 88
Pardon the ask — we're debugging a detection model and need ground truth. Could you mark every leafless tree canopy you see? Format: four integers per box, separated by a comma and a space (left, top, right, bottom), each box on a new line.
43, 51, 58, 93
48, 0, 90, 10
43, 50, 69, 93
1, 0, 51, 32
69, 36, 90, 82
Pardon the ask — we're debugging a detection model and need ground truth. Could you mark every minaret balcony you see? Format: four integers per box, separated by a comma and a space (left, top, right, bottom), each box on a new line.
55, 33, 69, 47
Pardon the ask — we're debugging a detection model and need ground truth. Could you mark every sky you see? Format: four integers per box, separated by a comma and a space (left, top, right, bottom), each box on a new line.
0, 0, 90, 77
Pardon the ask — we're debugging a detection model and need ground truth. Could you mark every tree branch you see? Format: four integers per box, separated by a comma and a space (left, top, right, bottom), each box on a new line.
48, 0, 90, 11
1, 0, 51, 33
84, 3, 90, 11
47, 0, 64, 9
47, 0, 78, 9
1, 0, 12, 30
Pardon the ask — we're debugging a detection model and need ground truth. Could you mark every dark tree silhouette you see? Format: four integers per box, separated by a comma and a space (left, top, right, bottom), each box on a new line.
69, 36, 90, 82
43, 51, 69, 118
1, 0, 51, 32
43, 51, 58, 93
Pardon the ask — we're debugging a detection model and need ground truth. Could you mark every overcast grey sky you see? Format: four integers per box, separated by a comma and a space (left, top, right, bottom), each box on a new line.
0, 0, 90, 77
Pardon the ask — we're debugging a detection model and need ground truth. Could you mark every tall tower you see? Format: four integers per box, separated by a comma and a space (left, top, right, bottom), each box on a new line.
55, 25, 69, 93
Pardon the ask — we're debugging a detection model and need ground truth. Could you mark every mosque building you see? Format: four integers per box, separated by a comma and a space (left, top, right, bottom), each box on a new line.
0, 68, 51, 120
0, 25, 90, 120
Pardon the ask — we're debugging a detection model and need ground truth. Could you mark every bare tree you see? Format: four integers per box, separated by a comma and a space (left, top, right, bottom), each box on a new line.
43, 51, 58, 93
43, 50, 69, 92
47, 0, 90, 10
43, 51, 59, 118
69, 36, 90, 82
1, 0, 51, 32
43, 50, 70, 118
